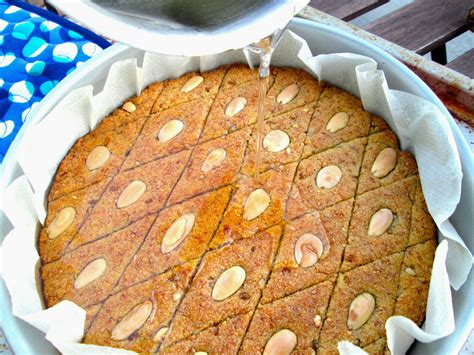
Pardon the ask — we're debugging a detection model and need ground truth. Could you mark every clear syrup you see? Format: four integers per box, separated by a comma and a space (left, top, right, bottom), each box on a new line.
247, 28, 286, 180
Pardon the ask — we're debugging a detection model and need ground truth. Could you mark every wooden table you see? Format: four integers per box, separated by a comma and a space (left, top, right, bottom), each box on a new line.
305, 1, 474, 129
309, 0, 387, 21
310, 0, 473, 67
364, 0, 472, 64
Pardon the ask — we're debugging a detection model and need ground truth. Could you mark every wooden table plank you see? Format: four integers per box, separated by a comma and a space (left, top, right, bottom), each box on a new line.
308, 0, 387, 21
299, 6, 474, 128
363, 0, 471, 54
447, 49, 474, 79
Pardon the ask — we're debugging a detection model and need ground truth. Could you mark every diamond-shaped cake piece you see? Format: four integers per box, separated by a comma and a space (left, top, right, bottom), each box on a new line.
49, 118, 145, 201
363, 338, 387, 354
342, 177, 416, 272
262, 199, 353, 304
169, 127, 250, 205
210, 163, 296, 249
286, 138, 366, 220
393, 239, 436, 325
84, 304, 102, 332
369, 114, 391, 135
42, 215, 155, 308
152, 67, 227, 113
84, 261, 197, 353
357, 130, 418, 195
117, 186, 232, 291
241, 105, 314, 176
319, 253, 403, 353
161, 312, 252, 354
164, 226, 282, 345
69, 150, 190, 250
241, 279, 334, 353
304, 86, 371, 157
39, 179, 110, 264
220, 64, 260, 88
200, 80, 260, 142
123, 99, 213, 170
408, 180, 436, 246
265, 67, 323, 119
94, 82, 164, 134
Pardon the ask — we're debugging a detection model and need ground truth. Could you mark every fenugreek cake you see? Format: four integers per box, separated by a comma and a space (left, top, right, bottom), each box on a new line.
39, 64, 437, 354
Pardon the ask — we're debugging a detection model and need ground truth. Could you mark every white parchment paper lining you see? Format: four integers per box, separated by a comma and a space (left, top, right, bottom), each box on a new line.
1, 31, 472, 354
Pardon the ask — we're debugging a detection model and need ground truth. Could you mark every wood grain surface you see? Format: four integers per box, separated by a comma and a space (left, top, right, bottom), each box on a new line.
309, 0, 387, 21
447, 48, 474, 78
364, 0, 471, 54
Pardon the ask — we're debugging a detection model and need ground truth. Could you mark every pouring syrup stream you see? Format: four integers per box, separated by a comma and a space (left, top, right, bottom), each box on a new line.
247, 28, 287, 180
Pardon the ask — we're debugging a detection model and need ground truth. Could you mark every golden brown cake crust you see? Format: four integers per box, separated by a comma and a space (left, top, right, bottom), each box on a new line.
164, 226, 282, 345
38, 178, 110, 264
152, 67, 227, 113
93, 82, 164, 135
124, 99, 213, 170
48, 117, 145, 201
42, 215, 155, 308
39, 65, 437, 354
286, 138, 366, 219
241, 104, 314, 176
84, 261, 198, 353
394, 239, 437, 325
161, 312, 252, 354
357, 130, 418, 195
241, 279, 334, 353
68, 149, 190, 251
116, 186, 232, 291
304, 85, 371, 157
169, 127, 250, 205
342, 176, 417, 272
84, 304, 102, 332
319, 253, 404, 353
363, 338, 388, 355
262, 199, 353, 304
209, 163, 296, 250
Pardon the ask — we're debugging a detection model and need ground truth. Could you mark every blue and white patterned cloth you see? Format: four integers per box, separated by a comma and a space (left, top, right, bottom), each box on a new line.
0, 0, 110, 163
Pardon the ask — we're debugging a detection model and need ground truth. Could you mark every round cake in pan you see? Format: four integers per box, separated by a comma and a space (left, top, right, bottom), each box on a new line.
39, 64, 436, 354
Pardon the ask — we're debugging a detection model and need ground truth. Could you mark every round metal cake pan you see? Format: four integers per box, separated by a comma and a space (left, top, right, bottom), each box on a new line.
1, 18, 472, 355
